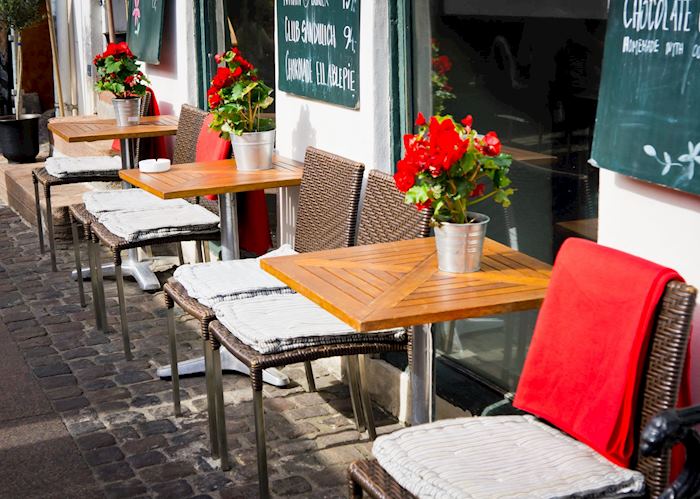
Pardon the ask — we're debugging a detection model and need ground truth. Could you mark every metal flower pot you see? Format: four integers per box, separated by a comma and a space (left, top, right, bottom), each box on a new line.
231, 129, 276, 171
112, 97, 141, 127
434, 213, 490, 273
0, 114, 41, 163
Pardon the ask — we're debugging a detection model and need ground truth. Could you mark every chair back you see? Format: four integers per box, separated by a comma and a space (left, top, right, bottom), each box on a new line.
357, 170, 431, 245
293, 147, 364, 253
635, 280, 696, 497
172, 104, 208, 165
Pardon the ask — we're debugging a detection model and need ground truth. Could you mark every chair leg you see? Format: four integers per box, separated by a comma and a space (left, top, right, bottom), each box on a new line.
304, 361, 317, 392
204, 340, 220, 459
176, 243, 184, 265
166, 307, 181, 416
346, 356, 367, 432
195, 241, 204, 263
357, 355, 377, 440
32, 175, 45, 253
114, 262, 132, 360
212, 346, 230, 471
253, 388, 270, 498
44, 188, 57, 272
70, 220, 86, 308
93, 242, 109, 332
202, 241, 210, 263
87, 239, 106, 332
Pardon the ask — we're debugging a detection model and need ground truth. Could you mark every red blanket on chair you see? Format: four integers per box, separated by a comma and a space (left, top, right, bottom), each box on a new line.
513, 238, 683, 467
195, 116, 272, 256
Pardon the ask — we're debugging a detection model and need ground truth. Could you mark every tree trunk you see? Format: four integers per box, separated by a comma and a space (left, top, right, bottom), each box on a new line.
15, 31, 22, 120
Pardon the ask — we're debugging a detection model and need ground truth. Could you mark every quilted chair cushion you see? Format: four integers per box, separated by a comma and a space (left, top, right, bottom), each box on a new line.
172, 244, 297, 308
372, 416, 645, 499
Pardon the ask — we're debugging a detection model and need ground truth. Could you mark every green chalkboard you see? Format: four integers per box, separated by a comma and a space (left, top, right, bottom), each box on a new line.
591, 0, 700, 196
277, 0, 360, 109
126, 0, 165, 65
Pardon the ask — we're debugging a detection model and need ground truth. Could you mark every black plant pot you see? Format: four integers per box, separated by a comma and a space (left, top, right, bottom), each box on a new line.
0, 114, 41, 163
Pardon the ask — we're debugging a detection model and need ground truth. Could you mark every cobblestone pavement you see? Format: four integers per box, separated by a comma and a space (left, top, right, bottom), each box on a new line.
0, 204, 400, 498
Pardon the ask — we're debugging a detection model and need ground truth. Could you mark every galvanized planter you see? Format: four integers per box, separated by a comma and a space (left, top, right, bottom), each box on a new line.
231, 129, 276, 171
433, 212, 490, 273
113, 97, 141, 127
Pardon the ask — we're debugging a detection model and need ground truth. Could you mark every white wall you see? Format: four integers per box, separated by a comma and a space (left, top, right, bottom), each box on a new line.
274, 2, 392, 173
598, 169, 700, 405
141, 0, 199, 117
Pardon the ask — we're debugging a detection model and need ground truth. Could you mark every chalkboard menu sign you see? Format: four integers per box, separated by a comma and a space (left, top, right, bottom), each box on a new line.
277, 0, 360, 109
126, 0, 166, 64
591, 0, 700, 196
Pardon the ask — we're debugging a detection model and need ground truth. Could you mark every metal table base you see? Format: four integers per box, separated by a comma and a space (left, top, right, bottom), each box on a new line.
410, 323, 436, 425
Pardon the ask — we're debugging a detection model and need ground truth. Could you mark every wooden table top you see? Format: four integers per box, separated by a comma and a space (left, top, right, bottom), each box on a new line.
261, 237, 552, 332
47, 115, 179, 142
118, 155, 304, 199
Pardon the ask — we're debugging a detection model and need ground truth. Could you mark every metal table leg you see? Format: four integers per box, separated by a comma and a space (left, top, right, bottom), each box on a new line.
410, 323, 435, 425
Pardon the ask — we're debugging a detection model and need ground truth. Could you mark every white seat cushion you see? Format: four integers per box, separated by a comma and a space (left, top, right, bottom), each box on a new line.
213, 293, 405, 354
84, 189, 190, 218
45, 155, 121, 178
172, 245, 298, 308
98, 204, 220, 243
372, 416, 645, 499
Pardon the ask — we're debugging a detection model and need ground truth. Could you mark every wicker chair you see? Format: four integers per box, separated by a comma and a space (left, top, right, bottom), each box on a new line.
207, 170, 432, 497
67, 105, 209, 357
348, 280, 697, 499
161, 147, 366, 466
33, 93, 151, 272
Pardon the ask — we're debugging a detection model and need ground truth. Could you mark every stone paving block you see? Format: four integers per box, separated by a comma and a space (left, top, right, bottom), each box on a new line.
0, 205, 400, 498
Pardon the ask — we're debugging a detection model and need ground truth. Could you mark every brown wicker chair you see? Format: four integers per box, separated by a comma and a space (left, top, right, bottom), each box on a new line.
67, 105, 209, 358
348, 280, 697, 499
161, 147, 366, 466
67, 104, 206, 310
33, 93, 151, 272
207, 170, 432, 497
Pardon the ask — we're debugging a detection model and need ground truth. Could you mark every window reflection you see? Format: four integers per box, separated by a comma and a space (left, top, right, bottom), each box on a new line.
422, 5, 607, 399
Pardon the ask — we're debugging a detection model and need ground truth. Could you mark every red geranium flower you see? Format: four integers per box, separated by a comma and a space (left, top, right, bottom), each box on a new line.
212, 67, 233, 89
482, 131, 501, 156
394, 169, 415, 193
470, 183, 486, 198
416, 199, 433, 211
415, 112, 426, 126
432, 55, 452, 75
208, 92, 222, 109
461, 115, 473, 128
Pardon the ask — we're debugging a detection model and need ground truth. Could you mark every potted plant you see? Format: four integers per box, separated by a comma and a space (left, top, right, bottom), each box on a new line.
93, 42, 149, 126
207, 46, 274, 171
0, 0, 43, 163
395, 113, 515, 273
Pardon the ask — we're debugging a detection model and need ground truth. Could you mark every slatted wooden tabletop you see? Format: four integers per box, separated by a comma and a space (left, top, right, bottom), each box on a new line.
119, 155, 304, 199
261, 237, 551, 332
47, 115, 179, 142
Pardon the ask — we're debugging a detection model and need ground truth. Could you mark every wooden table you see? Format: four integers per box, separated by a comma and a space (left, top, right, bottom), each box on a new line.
48, 115, 179, 143
261, 237, 551, 424
119, 155, 303, 260
47, 115, 179, 291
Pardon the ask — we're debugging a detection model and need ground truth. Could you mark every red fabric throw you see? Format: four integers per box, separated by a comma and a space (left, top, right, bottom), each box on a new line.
513, 238, 682, 468
195, 115, 272, 256
112, 87, 168, 160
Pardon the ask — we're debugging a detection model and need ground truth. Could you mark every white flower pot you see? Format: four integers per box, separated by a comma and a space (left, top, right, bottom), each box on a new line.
433, 213, 490, 273
231, 129, 276, 171
112, 97, 141, 127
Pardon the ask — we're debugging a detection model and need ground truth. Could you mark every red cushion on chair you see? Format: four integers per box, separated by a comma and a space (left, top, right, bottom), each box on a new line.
513, 238, 683, 467
196, 115, 231, 164
196, 115, 272, 256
